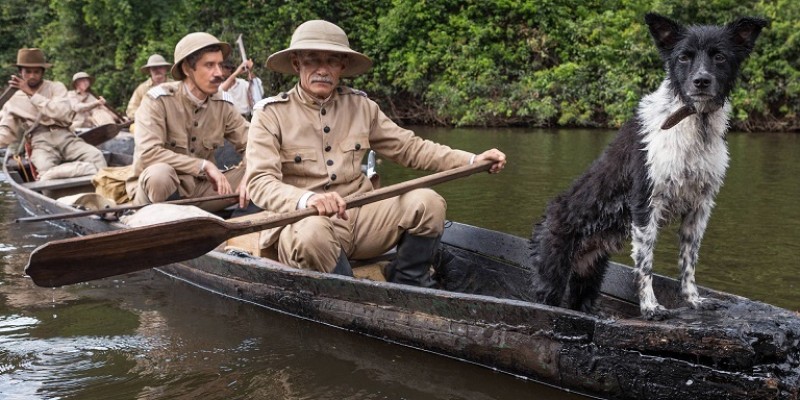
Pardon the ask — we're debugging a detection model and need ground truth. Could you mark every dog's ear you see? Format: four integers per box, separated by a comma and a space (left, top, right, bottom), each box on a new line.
644, 13, 685, 60
727, 17, 769, 54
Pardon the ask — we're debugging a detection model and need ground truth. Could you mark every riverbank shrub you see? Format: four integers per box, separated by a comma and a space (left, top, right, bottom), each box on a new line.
1, 0, 797, 131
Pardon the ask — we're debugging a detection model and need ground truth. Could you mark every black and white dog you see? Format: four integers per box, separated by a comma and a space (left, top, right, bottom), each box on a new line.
529, 13, 768, 319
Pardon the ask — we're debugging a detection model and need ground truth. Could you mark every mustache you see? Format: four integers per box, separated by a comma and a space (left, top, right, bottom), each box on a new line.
210, 77, 224, 84
311, 76, 333, 84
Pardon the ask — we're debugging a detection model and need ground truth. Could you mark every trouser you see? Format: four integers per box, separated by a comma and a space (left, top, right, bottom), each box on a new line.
129, 162, 245, 212
274, 188, 446, 273
29, 129, 107, 174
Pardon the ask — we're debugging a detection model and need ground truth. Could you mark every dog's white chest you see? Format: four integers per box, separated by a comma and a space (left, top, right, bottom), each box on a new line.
643, 126, 729, 216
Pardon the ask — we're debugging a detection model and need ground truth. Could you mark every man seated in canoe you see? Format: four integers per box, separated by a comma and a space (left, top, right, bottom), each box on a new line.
67, 71, 124, 133
126, 32, 249, 212
126, 54, 173, 121
0, 48, 107, 180
245, 20, 506, 284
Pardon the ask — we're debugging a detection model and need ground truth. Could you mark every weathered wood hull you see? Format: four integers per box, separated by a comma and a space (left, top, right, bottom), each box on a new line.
6, 159, 800, 400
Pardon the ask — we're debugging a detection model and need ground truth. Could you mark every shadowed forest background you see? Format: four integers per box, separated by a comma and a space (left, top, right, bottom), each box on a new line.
1, 0, 797, 131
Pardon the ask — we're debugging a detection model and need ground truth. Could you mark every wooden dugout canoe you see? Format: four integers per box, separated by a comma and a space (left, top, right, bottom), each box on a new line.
4, 148, 800, 400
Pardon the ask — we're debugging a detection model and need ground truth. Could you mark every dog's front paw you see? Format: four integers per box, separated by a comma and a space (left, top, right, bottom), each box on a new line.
641, 304, 675, 320
690, 297, 727, 311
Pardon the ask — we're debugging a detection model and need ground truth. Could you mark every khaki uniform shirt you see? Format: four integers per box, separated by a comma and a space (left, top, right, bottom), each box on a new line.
129, 81, 248, 196
67, 90, 118, 131
0, 80, 73, 148
126, 77, 172, 119
246, 84, 473, 215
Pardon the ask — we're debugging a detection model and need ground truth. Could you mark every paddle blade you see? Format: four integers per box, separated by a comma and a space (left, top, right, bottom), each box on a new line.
78, 123, 120, 146
25, 217, 231, 287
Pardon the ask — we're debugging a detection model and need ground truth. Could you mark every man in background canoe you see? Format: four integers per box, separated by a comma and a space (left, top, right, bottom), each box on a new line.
127, 32, 249, 212
0, 48, 107, 178
68, 71, 123, 132
245, 20, 506, 284
220, 58, 263, 120
125, 54, 172, 120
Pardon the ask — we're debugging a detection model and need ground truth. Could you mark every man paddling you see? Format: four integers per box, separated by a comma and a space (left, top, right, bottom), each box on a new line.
245, 20, 506, 283
68, 71, 122, 132
127, 32, 249, 212
0, 48, 107, 178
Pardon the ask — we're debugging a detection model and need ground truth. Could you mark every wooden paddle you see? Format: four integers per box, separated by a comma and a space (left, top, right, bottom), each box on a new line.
0, 87, 19, 109
77, 122, 129, 146
25, 160, 493, 287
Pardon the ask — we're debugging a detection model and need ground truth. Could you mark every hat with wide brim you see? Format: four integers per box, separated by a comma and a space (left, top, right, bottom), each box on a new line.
140, 54, 172, 74
71, 71, 94, 89
15, 48, 52, 69
171, 32, 232, 80
266, 20, 372, 78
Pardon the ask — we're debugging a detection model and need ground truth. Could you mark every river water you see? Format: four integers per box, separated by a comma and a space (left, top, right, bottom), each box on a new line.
0, 127, 798, 399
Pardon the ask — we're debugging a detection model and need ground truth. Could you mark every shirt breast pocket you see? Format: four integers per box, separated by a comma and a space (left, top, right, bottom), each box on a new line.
165, 133, 188, 154
280, 147, 318, 178
338, 140, 370, 181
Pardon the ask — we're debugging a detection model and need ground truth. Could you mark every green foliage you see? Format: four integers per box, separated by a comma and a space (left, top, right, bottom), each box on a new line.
0, 0, 797, 131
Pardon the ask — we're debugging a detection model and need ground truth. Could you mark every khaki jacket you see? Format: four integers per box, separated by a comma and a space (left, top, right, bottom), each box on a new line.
0, 80, 73, 147
129, 81, 248, 196
67, 90, 118, 130
246, 84, 473, 215
126, 77, 172, 119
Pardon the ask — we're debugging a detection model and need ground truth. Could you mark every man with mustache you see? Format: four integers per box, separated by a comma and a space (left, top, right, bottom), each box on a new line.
126, 54, 173, 120
127, 32, 249, 212
245, 20, 506, 285
0, 48, 107, 178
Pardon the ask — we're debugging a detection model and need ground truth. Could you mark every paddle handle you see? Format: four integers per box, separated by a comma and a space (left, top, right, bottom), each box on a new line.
229, 160, 494, 236
0, 87, 19, 109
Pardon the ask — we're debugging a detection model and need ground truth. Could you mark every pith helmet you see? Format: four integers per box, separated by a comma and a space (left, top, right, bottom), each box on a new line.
71, 71, 93, 89
15, 48, 52, 69
140, 54, 172, 74
171, 32, 232, 80
266, 20, 372, 77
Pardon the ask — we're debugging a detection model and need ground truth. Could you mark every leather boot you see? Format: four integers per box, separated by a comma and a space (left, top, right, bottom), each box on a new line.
384, 234, 439, 288
331, 249, 353, 277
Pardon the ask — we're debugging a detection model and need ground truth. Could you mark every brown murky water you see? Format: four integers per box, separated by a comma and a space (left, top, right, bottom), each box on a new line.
1, 127, 797, 399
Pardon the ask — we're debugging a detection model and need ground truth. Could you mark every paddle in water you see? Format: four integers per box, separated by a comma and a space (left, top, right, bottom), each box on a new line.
25, 161, 493, 287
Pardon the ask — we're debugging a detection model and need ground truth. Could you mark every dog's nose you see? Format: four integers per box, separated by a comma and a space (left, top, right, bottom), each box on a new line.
693, 74, 712, 89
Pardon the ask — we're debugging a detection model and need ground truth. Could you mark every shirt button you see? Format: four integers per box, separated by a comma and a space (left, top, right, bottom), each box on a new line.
190, 148, 195, 153
281, 92, 288, 99
330, 174, 337, 181
321, 108, 327, 116
323, 126, 330, 133
327, 160, 334, 166
193, 121, 198, 127
170, 141, 176, 146
325, 145, 331, 152
191, 136, 197, 141
355, 143, 361, 150
294, 155, 301, 163
323, 183, 331, 190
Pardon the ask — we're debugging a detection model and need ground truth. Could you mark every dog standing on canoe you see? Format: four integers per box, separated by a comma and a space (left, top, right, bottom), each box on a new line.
529, 13, 768, 319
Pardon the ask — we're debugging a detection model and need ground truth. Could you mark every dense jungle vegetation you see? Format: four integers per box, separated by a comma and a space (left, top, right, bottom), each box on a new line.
1, 0, 798, 131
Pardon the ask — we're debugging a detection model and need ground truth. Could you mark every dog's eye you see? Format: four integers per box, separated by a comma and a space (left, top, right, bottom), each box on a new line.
713, 53, 726, 63
677, 54, 690, 63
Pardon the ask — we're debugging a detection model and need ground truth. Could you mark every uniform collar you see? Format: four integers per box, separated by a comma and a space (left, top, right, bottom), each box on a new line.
182, 82, 208, 109
295, 83, 336, 108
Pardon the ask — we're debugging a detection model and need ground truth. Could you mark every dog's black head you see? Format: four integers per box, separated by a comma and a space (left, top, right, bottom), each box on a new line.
645, 13, 768, 113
